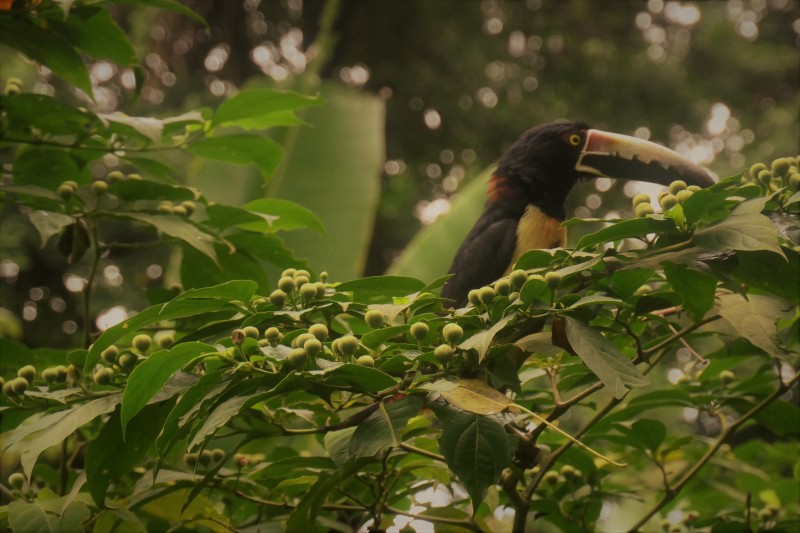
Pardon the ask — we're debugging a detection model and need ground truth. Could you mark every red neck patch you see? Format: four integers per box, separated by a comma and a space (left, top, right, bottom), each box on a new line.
487, 175, 518, 202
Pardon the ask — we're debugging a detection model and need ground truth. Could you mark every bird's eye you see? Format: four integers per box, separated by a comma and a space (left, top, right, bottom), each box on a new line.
568, 134, 581, 146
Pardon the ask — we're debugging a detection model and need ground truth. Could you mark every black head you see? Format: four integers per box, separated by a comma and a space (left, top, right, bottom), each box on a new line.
494, 120, 715, 220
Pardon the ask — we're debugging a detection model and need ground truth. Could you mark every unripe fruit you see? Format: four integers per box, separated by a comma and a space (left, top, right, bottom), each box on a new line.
749, 162, 767, 180
234, 453, 249, 468
788, 173, 800, 190
63, 180, 79, 190
309, 324, 328, 341
365, 310, 385, 328
687, 185, 701, 192
184, 452, 199, 467
42, 367, 58, 383
544, 271, 562, 288
101, 345, 119, 364
293, 269, 311, 279
107, 170, 124, 183
410, 322, 429, 340
719, 370, 735, 384
157, 334, 174, 349
67, 365, 81, 385
269, 289, 286, 307
2, 380, 15, 397
495, 279, 511, 295
659, 193, 678, 210
10, 377, 28, 395
265, 327, 281, 343
281, 268, 297, 278
231, 329, 246, 346
126, 173, 142, 180
356, 355, 375, 367
632, 193, 651, 206
442, 323, 463, 344
57, 183, 74, 200
509, 269, 528, 290
17, 365, 36, 383
338, 335, 359, 355
668, 180, 687, 195
331, 338, 341, 354
319, 271, 329, 282
434, 344, 454, 363
180, 201, 195, 215
93, 367, 114, 385
199, 450, 213, 466
314, 282, 325, 299
771, 157, 792, 176
542, 470, 561, 486
657, 190, 670, 202
299, 283, 317, 301
675, 189, 693, 203
293, 333, 314, 349
8, 472, 25, 490
211, 448, 225, 462
478, 286, 495, 305
243, 326, 260, 339
172, 205, 188, 217
157, 203, 174, 214
467, 289, 481, 307
508, 291, 519, 301
757, 169, 773, 186
560, 465, 582, 481
635, 203, 654, 217
132, 334, 151, 353
91, 180, 108, 195
278, 276, 295, 293
287, 348, 307, 368
4, 78, 22, 95
119, 353, 138, 371
303, 338, 322, 357
54, 365, 68, 383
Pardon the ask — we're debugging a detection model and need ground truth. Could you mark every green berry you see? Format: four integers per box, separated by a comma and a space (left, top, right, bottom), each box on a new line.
157, 334, 174, 349
265, 327, 281, 343
668, 180, 687, 194
788, 173, 800, 190
119, 353, 138, 371
2, 381, 15, 398
132, 334, 151, 353
199, 449, 213, 466
478, 286, 495, 305
331, 338, 341, 354
659, 193, 678, 210
467, 289, 481, 307
544, 271, 562, 288
719, 370, 735, 384
365, 310, 385, 328
281, 268, 297, 278
54, 365, 68, 383
184, 452, 199, 467
66, 365, 81, 386
542, 470, 561, 486
410, 322, 429, 340
635, 203, 654, 217
308, 324, 328, 341
434, 344, 454, 363
287, 348, 307, 368
107, 170, 124, 183
231, 329, 246, 345
675, 189, 694, 203
509, 269, 528, 290
294, 275, 310, 288
269, 289, 286, 307
101, 345, 119, 364
17, 365, 36, 383
657, 190, 670, 202
211, 448, 225, 462
771, 157, 792, 177
157, 203, 174, 214
757, 169, 773, 186
180, 201, 195, 215
57, 183, 74, 200
303, 338, 322, 357
749, 162, 767, 180
687, 185, 701, 192
319, 271, 329, 282
93, 367, 113, 385
10, 377, 28, 395
91, 180, 108, 195
172, 205, 188, 217
293, 269, 311, 279
243, 326, 260, 339
356, 355, 375, 367
126, 173, 142, 180
560, 465, 582, 481
314, 282, 326, 299
5, 78, 22, 95
293, 333, 314, 349
8, 472, 25, 490
494, 279, 511, 295
42, 367, 58, 383
632, 193, 651, 206
278, 276, 295, 293
338, 335, 359, 355
299, 283, 317, 301
442, 323, 463, 344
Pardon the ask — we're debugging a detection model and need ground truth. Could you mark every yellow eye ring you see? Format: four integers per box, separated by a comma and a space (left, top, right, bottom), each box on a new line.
569, 134, 581, 146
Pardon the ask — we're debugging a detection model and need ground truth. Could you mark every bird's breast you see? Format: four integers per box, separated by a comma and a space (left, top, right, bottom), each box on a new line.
507, 205, 566, 273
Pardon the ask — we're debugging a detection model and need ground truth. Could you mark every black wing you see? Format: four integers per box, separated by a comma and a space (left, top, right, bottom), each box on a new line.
440, 209, 518, 307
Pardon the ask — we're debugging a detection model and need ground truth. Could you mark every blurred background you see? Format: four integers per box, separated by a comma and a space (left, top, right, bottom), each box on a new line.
1, 0, 798, 347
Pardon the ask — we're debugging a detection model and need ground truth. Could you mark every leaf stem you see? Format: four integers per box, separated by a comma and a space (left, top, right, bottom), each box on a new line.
398, 442, 446, 462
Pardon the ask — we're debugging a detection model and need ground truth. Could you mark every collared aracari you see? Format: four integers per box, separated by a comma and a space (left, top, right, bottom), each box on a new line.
441, 121, 716, 306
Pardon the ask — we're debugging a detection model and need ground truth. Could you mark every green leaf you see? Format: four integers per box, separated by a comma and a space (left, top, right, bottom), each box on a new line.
630, 419, 667, 452
2, 93, 101, 136
27, 211, 74, 248
348, 396, 423, 458
718, 293, 794, 358
431, 402, 511, 508
85, 402, 173, 506
240, 197, 326, 234
693, 213, 785, 258
111, 0, 207, 25
106, 212, 217, 263
55, 8, 137, 65
566, 294, 624, 310
576, 217, 677, 250
212, 89, 320, 126
458, 315, 514, 362
12, 147, 87, 188
336, 276, 426, 304
755, 400, 800, 437
734, 249, 800, 303
323, 363, 397, 392
438, 378, 512, 415
564, 317, 648, 399
165, 279, 257, 306
324, 427, 358, 470
0, 18, 93, 95
360, 325, 410, 349
284, 473, 340, 533
121, 343, 215, 434
605, 268, 655, 300
519, 276, 548, 304
187, 134, 283, 181
8, 501, 50, 533
663, 263, 717, 322
109, 179, 197, 202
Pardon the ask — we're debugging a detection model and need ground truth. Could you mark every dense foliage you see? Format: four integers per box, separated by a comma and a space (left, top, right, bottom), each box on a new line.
1, 1, 799, 532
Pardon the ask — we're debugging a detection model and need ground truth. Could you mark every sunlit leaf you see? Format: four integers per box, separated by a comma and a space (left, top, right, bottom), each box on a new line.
693, 213, 785, 258
187, 134, 283, 181
212, 88, 320, 126
348, 396, 423, 459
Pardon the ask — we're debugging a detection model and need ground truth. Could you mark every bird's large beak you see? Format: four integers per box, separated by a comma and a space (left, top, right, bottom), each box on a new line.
575, 129, 715, 187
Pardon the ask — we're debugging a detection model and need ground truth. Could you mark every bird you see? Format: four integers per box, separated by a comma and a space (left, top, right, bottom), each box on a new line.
440, 121, 716, 306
